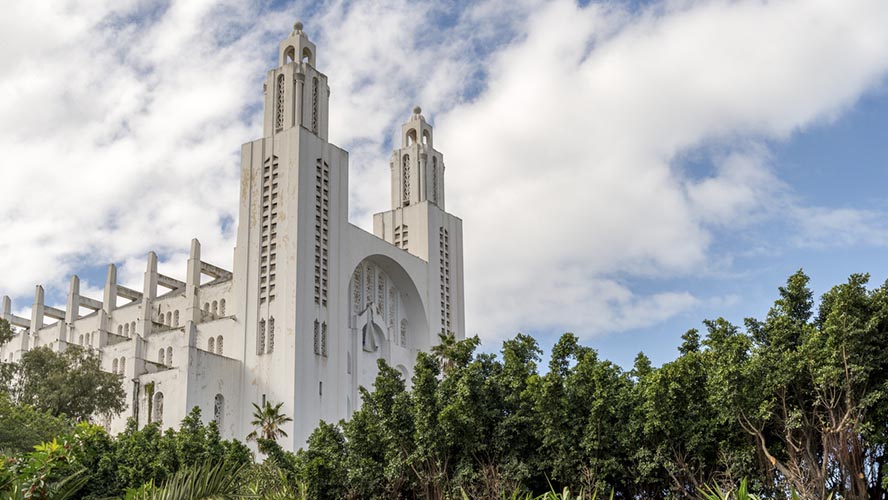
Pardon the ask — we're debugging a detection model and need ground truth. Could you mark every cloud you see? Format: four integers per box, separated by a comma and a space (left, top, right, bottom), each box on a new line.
2, 0, 888, 345
434, 0, 888, 338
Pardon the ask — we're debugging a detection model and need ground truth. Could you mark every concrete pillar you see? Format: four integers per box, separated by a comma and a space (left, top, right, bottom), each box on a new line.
64, 275, 80, 343
30, 285, 44, 334
1, 295, 10, 320
140, 252, 158, 337
103, 264, 118, 314
295, 72, 305, 129
100, 264, 117, 339
186, 239, 202, 324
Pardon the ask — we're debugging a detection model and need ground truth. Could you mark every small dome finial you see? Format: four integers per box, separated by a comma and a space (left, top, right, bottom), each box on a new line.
294, 21, 303, 33
413, 105, 422, 116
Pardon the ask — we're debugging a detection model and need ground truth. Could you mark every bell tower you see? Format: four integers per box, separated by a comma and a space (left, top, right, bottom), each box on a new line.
262, 22, 329, 140
391, 106, 445, 210
233, 21, 349, 446
374, 107, 465, 337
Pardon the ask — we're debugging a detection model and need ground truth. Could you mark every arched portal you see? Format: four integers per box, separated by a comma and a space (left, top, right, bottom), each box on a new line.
346, 254, 428, 396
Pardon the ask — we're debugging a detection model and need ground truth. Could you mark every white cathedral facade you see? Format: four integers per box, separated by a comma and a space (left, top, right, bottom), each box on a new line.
0, 23, 465, 451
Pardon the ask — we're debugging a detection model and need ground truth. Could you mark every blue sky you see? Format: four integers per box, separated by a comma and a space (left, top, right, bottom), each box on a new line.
2, 0, 888, 370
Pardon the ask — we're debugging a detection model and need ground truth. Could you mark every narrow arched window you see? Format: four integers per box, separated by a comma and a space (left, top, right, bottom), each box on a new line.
173, 310, 179, 327
203, 302, 209, 313
402, 154, 410, 205
267, 317, 275, 353
112, 358, 118, 374
208, 337, 215, 352
214, 394, 224, 426
131, 322, 136, 335
166, 312, 172, 325
158, 348, 165, 365
276, 74, 286, 130
400, 319, 408, 347
258, 319, 266, 354
153, 392, 164, 426
216, 335, 223, 355
432, 157, 438, 203
120, 357, 125, 375
321, 322, 328, 357
117, 325, 123, 335
211, 301, 218, 315
166, 346, 173, 366
219, 299, 226, 316
311, 77, 319, 133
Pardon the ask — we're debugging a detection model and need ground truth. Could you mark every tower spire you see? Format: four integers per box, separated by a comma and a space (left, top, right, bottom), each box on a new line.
263, 22, 329, 139
391, 105, 445, 209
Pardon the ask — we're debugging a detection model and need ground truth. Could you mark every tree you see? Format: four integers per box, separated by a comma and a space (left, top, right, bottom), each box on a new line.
3, 345, 125, 422
0, 319, 14, 347
295, 421, 347, 500
0, 392, 71, 453
246, 401, 293, 452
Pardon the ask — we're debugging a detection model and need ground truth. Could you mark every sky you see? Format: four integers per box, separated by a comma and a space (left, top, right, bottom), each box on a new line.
1, 0, 888, 370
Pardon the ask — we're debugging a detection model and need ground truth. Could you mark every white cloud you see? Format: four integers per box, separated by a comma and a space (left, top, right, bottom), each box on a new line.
2, 0, 888, 344
434, 0, 888, 338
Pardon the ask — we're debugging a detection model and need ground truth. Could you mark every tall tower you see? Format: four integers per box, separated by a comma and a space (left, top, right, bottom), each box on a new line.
232, 22, 349, 444
374, 107, 465, 338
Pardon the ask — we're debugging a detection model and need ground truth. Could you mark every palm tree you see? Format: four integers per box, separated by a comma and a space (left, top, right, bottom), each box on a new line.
246, 401, 293, 443
121, 461, 248, 500
431, 331, 457, 375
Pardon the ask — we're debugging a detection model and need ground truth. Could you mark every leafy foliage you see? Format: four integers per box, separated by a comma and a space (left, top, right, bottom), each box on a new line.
1, 346, 125, 421
0, 393, 71, 454
286, 270, 888, 499
2, 271, 888, 499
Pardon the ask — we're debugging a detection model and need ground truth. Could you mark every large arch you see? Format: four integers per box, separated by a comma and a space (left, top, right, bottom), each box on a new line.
346, 253, 429, 351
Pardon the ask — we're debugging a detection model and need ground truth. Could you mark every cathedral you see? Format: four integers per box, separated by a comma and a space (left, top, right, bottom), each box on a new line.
0, 23, 465, 451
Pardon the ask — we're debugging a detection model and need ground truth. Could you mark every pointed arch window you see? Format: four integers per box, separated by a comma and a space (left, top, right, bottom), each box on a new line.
214, 394, 224, 427
400, 319, 408, 347
402, 154, 410, 205
321, 322, 328, 357
311, 77, 319, 133
216, 335, 223, 355
258, 319, 266, 354
432, 157, 438, 203
153, 392, 164, 426
276, 74, 286, 130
